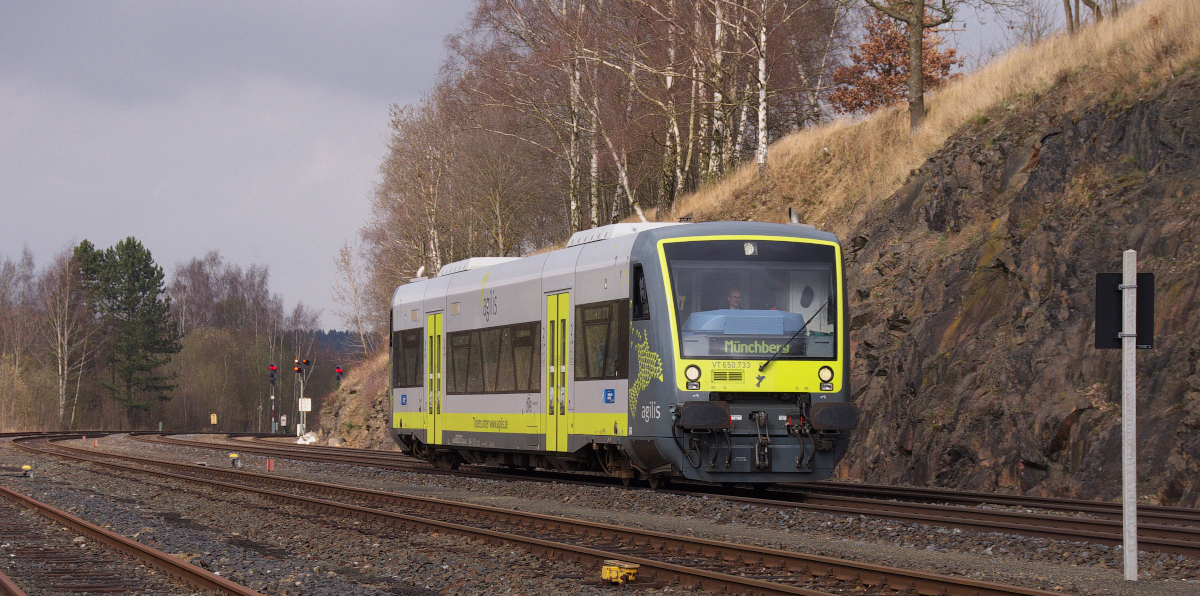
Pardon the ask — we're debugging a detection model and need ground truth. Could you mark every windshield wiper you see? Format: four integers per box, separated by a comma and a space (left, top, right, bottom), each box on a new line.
758, 299, 831, 373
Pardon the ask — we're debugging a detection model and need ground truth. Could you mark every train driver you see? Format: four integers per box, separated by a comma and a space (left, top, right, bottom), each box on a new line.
726, 289, 742, 310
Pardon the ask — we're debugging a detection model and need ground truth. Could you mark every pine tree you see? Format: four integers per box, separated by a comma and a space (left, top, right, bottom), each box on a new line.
76, 237, 182, 424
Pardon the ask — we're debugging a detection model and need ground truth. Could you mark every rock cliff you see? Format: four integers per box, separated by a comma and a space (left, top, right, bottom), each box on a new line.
839, 70, 1200, 507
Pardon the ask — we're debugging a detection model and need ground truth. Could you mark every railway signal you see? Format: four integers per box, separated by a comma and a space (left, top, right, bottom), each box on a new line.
269, 362, 277, 384
293, 358, 310, 436
335, 366, 344, 382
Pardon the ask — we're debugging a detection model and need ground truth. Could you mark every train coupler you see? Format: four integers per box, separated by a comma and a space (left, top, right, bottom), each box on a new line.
750, 411, 772, 470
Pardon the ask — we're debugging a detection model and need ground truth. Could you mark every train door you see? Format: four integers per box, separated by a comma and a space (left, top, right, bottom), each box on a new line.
425, 313, 443, 445
545, 292, 570, 451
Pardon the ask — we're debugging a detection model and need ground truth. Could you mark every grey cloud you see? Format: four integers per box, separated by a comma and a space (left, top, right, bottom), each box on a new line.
0, 1, 468, 104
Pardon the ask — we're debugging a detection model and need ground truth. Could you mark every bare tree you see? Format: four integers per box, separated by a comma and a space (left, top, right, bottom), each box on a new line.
36, 248, 103, 425
0, 248, 37, 371
1004, 0, 1058, 45
332, 241, 377, 359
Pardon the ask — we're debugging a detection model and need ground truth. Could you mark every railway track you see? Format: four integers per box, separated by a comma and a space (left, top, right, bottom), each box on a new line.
780, 482, 1200, 528
131, 432, 1200, 557
0, 471, 262, 596
16, 434, 1068, 596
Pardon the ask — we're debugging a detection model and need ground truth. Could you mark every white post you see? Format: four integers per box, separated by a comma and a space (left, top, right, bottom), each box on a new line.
1121, 249, 1138, 581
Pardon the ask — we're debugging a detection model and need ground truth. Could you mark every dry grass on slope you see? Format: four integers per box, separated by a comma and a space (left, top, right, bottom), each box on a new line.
671, 0, 1200, 238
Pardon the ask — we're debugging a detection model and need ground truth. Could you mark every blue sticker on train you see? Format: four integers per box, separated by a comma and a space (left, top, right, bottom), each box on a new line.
604, 389, 615, 404
400, 394, 407, 406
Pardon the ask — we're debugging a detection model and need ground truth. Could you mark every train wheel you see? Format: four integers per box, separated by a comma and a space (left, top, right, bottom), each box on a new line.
436, 453, 462, 470
647, 476, 668, 490
621, 476, 633, 487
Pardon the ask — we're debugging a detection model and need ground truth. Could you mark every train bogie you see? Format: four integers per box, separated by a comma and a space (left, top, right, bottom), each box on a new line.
390, 221, 859, 485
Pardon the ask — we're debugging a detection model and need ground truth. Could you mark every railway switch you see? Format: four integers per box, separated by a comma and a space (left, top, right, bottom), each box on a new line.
601, 560, 639, 584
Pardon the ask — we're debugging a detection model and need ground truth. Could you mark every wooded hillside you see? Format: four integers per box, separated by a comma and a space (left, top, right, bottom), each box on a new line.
334, 0, 1200, 506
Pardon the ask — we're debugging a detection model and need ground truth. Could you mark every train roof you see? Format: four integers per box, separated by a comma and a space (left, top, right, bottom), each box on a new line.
634, 220, 840, 245
391, 220, 840, 308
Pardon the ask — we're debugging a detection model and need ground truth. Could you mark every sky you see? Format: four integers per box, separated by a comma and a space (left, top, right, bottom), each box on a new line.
0, 1, 1049, 330
0, 1, 473, 328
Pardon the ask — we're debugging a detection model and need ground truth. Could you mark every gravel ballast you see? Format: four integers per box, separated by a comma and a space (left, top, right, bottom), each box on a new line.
4, 434, 1198, 596
0, 495, 200, 595
0, 439, 673, 595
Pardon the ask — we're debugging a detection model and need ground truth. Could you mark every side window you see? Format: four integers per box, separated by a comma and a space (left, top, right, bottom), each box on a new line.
575, 299, 630, 380
449, 333, 470, 394
631, 265, 650, 320
391, 329, 401, 389
466, 331, 485, 393
514, 322, 538, 392
392, 328, 424, 388
446, 321, 541, 394
403, 329, 422, 388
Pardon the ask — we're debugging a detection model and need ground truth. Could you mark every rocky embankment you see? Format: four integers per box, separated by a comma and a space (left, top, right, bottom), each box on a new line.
840, 71, 1200, 507
317, 351, 396, 450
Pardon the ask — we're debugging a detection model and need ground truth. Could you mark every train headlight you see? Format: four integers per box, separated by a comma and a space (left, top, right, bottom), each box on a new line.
818, 366, 835, 383
684, 365, 702, 382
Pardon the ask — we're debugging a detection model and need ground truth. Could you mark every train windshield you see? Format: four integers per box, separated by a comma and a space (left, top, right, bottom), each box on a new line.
664, 239, 838, 360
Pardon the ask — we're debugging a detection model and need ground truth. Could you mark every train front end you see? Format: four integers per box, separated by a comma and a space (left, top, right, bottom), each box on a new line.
627, 222, 857, 485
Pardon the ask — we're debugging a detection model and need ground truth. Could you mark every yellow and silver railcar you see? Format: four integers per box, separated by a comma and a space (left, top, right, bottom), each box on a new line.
390, 221, 859, 486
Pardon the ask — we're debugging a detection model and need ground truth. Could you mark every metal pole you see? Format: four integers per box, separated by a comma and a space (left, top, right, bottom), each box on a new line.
298, 374, 306, 437
1121, 249, 1138, 581
270, 384, 276, 434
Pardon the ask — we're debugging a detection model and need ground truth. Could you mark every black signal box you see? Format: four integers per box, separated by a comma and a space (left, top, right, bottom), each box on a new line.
1095, 273, 1154, 350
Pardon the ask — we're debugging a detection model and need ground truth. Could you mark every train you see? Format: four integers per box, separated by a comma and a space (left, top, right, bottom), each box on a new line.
389, 220, 859, 487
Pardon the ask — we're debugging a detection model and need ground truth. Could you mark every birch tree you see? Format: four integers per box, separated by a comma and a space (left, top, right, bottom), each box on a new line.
36, 249, 102, 423
332, 241, 376, 359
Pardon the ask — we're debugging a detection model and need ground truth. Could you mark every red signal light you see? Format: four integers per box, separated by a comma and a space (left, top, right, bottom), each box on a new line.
269, 364, 277, 371
335, 367, 343, 374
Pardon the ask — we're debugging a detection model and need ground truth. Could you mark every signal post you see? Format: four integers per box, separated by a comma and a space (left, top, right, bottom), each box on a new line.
294, 359, 310, 436
268, 363, 278, 433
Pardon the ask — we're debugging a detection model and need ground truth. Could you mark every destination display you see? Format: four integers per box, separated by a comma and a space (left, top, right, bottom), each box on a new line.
709, 335, 805, 356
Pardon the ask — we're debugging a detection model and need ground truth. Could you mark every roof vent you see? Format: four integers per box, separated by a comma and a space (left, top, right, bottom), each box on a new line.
566, 222, 682, 247
436, 257, 521, 277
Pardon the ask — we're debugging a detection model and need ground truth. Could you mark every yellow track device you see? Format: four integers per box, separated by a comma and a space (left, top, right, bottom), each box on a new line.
601, 560, 639, 584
